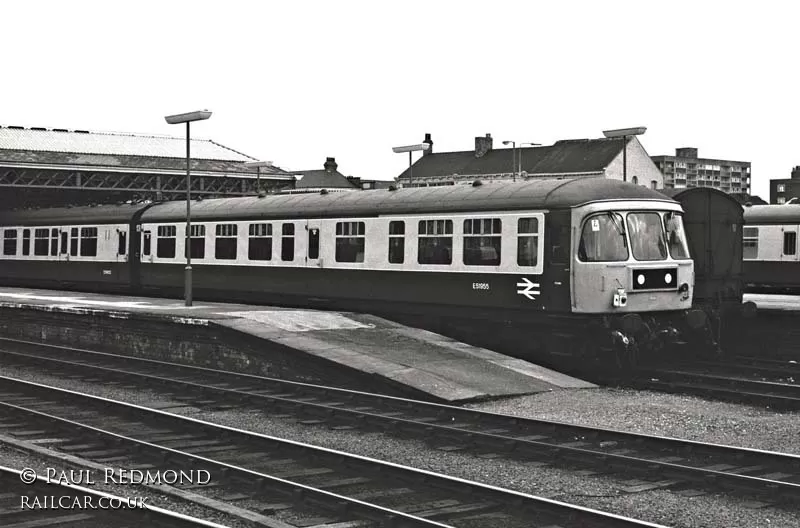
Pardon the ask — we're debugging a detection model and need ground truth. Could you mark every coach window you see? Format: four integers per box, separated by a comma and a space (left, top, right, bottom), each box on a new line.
335, 221, 365, 263
517, 218, 539, 266
742, 227, 758, 259
60, 231, 68, 255
117, 230, 127, 256
70, 228, 79, 256
248, 223, 272, 260
80, 227, 98, 257
281, 223, 295, 261
579, 213, 628, 262
215, 224, 238, 260
188, 225, 205, 259
22, 229, 31, 256
2, 229, 17, 256
784, 231, 797, 256
418, 219, 453, 265
142, 231, 152, 256
34, 228, 49, 256
388, 221, 405, 264
308, 228, 320, 259
50, 228, 59, 256
157, 225, 177, 258
464, 218, 501, 266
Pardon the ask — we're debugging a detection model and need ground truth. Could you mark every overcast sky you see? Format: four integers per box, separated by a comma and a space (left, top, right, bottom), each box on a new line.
3, 1, 796, 198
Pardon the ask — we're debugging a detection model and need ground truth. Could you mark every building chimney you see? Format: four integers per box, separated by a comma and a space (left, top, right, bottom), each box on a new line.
792, 166, 800, 180
324, 157, 338, 173
423, 133, 433, 156
475, 133, 493, 158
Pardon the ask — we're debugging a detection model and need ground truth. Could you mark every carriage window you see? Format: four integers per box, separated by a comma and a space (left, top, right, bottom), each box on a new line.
308, 228, 320, 259
418, 219, 453, 265
215, 224, 237, 260
281, 223, 295, 261
388, 221, 405, 264
335, 221, 365, 263
784, 231, 797, 256
117, 231, 127, 256
578, 213, 629, 262
22, 229, 31, 256
189, 225, 205, 259
142, 231, 152, 256
34, 228, 49, 256
742, 227, 759, 260
2, 229, 17, 256
464, 218, 501, 266
80, 227, 98, 257
626, 213, 667, 261
248, 223, 272, 261
517, 218, 540, 267
50, 228, 59, 256
60, 231, 68, 255
665, 212, 690, 259
157, 225, 177, 258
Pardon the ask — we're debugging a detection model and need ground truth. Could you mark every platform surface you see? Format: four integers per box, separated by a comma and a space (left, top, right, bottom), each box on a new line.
0, 287, 595, 402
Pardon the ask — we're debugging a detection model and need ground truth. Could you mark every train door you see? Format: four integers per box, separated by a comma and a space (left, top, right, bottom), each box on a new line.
305, 221, 322, 267
780, 226, 798, 262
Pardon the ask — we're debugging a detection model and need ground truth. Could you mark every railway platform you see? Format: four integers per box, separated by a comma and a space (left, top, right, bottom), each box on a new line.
0, 287, 595, 403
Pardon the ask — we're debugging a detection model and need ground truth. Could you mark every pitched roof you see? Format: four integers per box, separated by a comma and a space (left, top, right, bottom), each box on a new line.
0, 125, 292, 177
292, 169, 359, 189
398, 137, 626, 179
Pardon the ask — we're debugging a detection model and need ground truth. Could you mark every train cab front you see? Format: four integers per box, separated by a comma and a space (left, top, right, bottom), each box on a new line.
571, 205, 697, 363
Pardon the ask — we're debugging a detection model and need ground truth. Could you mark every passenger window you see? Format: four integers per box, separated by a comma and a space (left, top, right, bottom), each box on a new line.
34, 228, 49, 256
60, 231, 68, 255
80, 227, 98, 257
189, 225, 206, 259
784, 232, 797, 256
156, 225, 177, 258
308, 228, 320, 260
742, 227, 759, 260
117, 231, 127, 256
335, 222, 365, 263
388, 221, 404, 264
464, 218, 501, 266
142, 231, 152, 257
215, 224, 238, 260
517, 218, 539, 267
281, 223, 295, 261
248, 223, 272, 261
418, 219, 453, 265
2, 229, 18, 256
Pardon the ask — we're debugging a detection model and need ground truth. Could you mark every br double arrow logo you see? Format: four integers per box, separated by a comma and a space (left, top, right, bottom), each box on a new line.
516, 277, 540, 300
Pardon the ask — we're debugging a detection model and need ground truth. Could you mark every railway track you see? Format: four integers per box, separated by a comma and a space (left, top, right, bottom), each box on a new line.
0, 464, 227, 528
0, 374, 664, 528
1, 337, 799, 507
632, 357, 800, 410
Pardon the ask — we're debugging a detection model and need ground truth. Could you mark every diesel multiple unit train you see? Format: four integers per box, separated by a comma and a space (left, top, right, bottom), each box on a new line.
0, 178, 710, 362
742, 203, 800, 292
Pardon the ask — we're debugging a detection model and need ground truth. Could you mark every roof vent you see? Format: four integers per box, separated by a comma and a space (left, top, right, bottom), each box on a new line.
388, 185, 398, 191
257, 191, 266, 198
320, 188, 329, 195
7, 125, 25, 130
472, 179, 483, 187
30, 127, 47, 131
53, 128, 68, 133
75, 130, 90, 134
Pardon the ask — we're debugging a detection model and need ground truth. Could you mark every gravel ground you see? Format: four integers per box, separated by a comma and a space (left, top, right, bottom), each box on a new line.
1, 364, 798, 528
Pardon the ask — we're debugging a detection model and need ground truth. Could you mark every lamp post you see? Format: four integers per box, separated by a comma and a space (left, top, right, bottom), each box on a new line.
244, 160, 273, 196
519, 142, 542, 178
502, 140, 516, 180
164, 109, 212, 307
602, 127, 647, 183
392, 143, 430, 184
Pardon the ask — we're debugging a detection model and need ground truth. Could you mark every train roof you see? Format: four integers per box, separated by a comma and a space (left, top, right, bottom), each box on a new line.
659, 186, 742, 206
0, 178, 676, 226
0, 202, 149, 226
743, 204, 800, 225
140, 178, 674, 222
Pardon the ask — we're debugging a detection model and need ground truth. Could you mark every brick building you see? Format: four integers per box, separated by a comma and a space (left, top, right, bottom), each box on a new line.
770, 166, 800, 204
396, 133, 663, 189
